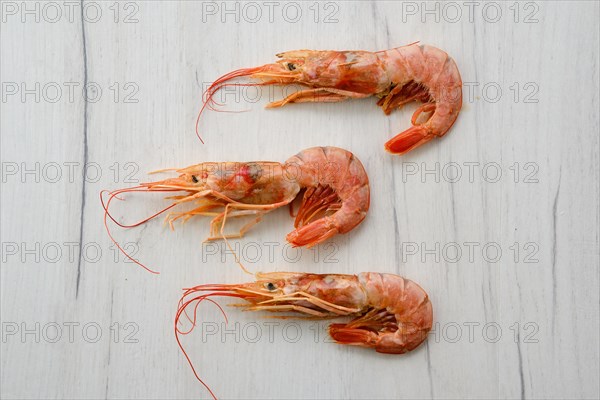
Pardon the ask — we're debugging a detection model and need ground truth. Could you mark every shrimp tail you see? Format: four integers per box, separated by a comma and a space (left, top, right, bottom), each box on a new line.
286, 217, 338, 248
328, 323, 378, 347
328, 323, 429, 354
384, 125, 434, 155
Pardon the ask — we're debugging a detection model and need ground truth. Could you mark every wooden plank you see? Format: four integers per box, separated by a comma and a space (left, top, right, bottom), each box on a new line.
1, 1, 598, 399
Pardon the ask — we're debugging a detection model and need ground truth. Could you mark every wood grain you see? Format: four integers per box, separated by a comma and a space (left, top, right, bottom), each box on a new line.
1, 1, 598, 399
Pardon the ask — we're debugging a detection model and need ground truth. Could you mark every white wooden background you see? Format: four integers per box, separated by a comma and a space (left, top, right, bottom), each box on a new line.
1, 1, 599, 399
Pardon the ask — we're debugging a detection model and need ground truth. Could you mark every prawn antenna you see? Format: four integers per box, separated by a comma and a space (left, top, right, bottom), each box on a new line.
175, 290, 240, 400
100, 186, 180, 274
376, 41, 420, 53
219, 204, 254, 276
195, 66, 268, 143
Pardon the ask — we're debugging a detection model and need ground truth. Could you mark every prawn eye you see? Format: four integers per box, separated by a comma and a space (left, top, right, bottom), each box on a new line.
191, 175, 199, 183
286, 63, 296, 71
265, 282, 276, 291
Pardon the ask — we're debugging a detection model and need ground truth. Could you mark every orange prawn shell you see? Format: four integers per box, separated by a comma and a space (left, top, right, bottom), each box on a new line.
110, 147, 371, 251
244, 43, 463, 155
168, 161, 301, 205
285, 146, 370, 235
284, 50, 389, 94
379, 45, 463, 136
190, 272, 433, 354
359, 273, 433, 331
285, 273, 368, 310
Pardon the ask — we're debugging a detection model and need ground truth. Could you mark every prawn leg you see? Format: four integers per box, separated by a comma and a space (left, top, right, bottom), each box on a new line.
377, 81, 432, 115
165, 203, 223, 230
328, 309, 408, 352
245, 304, 329, 317
160, 189, 236, 229
266, 88, 370, 108
205, 209, 267, 241
206, 200, 292, 241
257, 291, 359, 315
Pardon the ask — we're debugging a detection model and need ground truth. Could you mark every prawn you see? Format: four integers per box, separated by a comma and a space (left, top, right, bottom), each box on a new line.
102, 147, 370, 272
198, 42, 462, 155
176, 272, 433, 398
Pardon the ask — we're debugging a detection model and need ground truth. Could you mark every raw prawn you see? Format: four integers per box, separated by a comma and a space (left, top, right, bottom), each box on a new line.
101, 147, 369, 272
198, 42, 462, 155
176, 272, 433, 398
